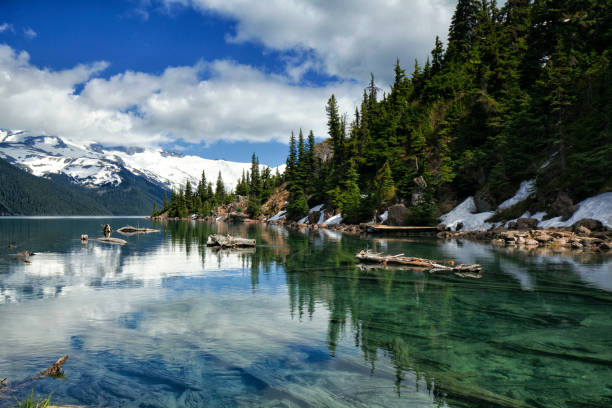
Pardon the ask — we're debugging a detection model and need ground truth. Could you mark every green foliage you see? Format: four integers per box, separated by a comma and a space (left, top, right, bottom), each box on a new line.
15, 390, 52, 408
277, 0, 611, 224
339, 160, 362, 224
286, 188, 309, 221
0, 157, 166, 216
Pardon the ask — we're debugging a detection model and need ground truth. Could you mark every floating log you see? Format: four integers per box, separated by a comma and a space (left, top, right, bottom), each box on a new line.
206, 234, 256, 248
365, 224, 439, 234
355, 250, 482, 273
95, 237, 127, 245
116, 225, 160, 234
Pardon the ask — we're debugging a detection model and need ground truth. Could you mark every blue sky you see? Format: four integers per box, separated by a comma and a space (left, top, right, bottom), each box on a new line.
0, 0, 456, 165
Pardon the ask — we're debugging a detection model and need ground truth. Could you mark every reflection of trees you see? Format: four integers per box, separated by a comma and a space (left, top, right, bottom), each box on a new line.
281, 234, 612, 407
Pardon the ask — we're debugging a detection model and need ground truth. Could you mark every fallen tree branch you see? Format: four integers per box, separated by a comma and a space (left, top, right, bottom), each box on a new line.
356, 250, 482, 273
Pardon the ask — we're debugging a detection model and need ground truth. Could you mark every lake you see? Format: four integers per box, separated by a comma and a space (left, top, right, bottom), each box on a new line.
0, 218, 611, 407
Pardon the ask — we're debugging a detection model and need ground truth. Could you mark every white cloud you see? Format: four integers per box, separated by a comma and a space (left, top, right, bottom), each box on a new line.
23, 27, 37, 39
0, 45, 361, 147
160, 0, 455, 83
0, 22, 14, 33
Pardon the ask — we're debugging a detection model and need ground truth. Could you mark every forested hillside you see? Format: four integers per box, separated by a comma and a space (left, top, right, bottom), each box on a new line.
0, 157, 111, 215
0, 157, 165, 215
280, 0, 611, 224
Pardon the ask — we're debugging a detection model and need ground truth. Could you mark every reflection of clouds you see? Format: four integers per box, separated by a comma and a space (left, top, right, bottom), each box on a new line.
440, 239, 612, 292
498, 259, 535, 290
438, 239, 497, 264
0, 241, 255, 304
319, 229, 342, 242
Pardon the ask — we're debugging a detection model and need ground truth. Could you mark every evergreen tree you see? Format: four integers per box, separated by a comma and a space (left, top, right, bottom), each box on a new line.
340, 160, 361, 224
286, 131, 297, 186
446, 0, 481, 62
215, 171, 225, 203
431, 36, 445, 74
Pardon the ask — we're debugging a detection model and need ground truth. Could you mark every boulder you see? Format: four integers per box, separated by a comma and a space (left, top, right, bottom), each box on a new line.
308, 210, 322, 225
574, 225, 591, 236
386, 204, 410, 226
535, 233, 553, 243
572, 218, 605, 232
524, 238, 539, 246
570, 240, 583, 249
516, 218, 538, 230
550, 192, 578, 219
474, 197, 492, 213
552, 238, 569, 247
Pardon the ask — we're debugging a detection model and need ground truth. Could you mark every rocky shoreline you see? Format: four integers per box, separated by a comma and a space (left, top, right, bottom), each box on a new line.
150, 213, 611, 254
437, 218, 611, 253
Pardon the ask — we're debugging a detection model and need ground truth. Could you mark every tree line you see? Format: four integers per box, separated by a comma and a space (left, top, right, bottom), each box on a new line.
281, 0, 611, 224
152, 158, 283, 218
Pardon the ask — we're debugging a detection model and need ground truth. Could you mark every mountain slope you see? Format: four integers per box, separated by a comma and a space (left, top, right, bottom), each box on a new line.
0, 129, 283, 192
0, 157, 112, 215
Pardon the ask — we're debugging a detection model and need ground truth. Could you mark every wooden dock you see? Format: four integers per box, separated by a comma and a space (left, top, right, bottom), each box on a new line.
363, 224, 439, 234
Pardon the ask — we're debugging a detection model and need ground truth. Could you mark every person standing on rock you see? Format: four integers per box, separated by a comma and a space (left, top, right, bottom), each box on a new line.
103, 224, 112, 238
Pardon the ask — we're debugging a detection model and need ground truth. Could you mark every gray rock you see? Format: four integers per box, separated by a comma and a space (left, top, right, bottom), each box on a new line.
387, 204, 410, 226
550, 192, 578, 219
474, 197, 492, 213
516, 218, 538, 230
572, 218, 604, 232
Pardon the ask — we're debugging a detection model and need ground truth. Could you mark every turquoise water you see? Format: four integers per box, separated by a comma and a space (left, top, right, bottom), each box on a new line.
0, 218, 611, 407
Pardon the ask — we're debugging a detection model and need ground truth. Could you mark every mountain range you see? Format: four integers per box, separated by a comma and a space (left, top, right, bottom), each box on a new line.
0, 129, 282, 215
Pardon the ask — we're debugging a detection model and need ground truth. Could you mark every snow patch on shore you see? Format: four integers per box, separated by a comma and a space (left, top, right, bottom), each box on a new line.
379, 210, 388, 223
538, 192, 612, 229
268, 210, 286, 221
439, 197, 495, 231
498, 179, 535, 210
323, 214, 343, 225
441, 180, 612, 231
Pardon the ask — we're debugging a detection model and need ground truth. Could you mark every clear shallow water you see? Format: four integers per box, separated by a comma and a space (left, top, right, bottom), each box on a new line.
0, 218, 611, 408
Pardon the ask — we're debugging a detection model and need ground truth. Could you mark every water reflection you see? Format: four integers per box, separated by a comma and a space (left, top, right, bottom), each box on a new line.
0, 218, 611, 407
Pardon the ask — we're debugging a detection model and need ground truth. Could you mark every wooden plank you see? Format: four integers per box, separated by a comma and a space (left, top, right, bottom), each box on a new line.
365, 224, 438, 234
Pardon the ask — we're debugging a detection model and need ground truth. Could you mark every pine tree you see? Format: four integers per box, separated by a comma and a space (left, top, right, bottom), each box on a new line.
286, 131, 297, 187
340, 160, 361, 224
215, 171, 225, 203
250, 153, 261, 198
447, 0, 481, 62
431, 36, 445, 74
296, 129, 307, 191
375, 161, 395, 205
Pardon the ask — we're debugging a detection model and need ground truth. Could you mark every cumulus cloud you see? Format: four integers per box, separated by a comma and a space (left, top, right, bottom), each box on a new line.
0, 45, 361, 147
23, 27, 37, 39
160, 0, 455, 83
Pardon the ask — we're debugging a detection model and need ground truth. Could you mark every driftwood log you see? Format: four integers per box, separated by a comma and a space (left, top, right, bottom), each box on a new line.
0, 355, 68, 399
117, 225, 160, 234
206, 234, 256, 248
95, 237, 127, 245
356, 250, 482, 273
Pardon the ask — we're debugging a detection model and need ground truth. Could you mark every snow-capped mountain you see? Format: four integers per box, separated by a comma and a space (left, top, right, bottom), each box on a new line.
0, 129, 284, 191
